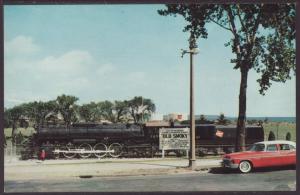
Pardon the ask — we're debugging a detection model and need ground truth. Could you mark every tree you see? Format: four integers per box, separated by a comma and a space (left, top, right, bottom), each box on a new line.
216, 113, 230, 125
23, 101, 56, 128
247, 119, 257, 125
4, 107, 11, 128
196, 114, 214, 124
127, 96, 156, 124
113, 100, 130, 123
78, 102, 99, 122
264, 117, 269, 124
257, 120, 263, 126
5, 104, 26, 143
199, 114, 206, 122
286, 132, 291, 141
56, 94, 79, 126
97, 100, 114, 122
158, 4, 295, 151
268, 131, 276, 141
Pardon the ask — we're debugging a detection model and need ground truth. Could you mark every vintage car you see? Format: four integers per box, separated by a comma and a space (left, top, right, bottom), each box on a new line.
222, 140, 296, 173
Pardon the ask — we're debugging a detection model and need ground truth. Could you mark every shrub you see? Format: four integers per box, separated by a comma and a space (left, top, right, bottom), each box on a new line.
268, 131, 276, 141
286, 132, 291, 141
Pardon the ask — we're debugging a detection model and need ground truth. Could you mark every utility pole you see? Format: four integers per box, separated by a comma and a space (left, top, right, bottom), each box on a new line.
277, 123, 279, 140
142, 97, 144, 123
182, 37, 199, 170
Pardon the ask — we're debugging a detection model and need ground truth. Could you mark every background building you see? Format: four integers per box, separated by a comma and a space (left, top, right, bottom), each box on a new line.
163, 113, 187, 122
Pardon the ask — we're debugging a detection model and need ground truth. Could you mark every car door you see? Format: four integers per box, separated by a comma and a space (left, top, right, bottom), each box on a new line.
278, 144, 296, 166
262, 144, 281, 167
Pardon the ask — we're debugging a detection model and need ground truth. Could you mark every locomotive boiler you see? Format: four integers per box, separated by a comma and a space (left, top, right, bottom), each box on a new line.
21, 122, 264, 159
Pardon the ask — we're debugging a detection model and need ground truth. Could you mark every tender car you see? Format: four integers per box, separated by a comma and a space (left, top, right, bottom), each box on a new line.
222, 140, 296, 173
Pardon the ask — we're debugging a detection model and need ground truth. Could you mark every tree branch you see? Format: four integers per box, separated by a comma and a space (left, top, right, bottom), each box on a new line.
246, 4, 263, 65
250, 4, 263, 44
207, 16, 232, 32
225, 5, 242, 55
226, 6, 238, 40
236, 4, 250, 43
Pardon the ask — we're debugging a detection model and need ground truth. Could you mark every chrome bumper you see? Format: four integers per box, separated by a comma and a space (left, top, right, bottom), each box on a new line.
221, 159, 239, 169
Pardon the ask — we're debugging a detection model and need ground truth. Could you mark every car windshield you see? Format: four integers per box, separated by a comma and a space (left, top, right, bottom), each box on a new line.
248, 143, 265, 151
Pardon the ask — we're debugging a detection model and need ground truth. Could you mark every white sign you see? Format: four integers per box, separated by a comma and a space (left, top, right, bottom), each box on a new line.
159, 128, 190, 150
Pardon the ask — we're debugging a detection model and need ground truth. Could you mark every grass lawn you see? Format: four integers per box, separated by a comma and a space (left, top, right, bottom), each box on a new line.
4, 127, 36, 138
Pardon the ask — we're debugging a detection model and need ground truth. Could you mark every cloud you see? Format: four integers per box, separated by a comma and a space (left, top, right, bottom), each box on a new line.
4, 35, 118, 107
37, 50, 93, 75
127, 71, 146, 81
5, 35, 40, 57
95, 64, 115, 76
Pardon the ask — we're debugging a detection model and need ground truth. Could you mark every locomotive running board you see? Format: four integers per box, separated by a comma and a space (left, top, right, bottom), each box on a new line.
53, 149, 115, 154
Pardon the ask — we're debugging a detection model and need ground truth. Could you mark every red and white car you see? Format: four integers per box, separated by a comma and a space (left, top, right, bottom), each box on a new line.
222, 140, 296, 173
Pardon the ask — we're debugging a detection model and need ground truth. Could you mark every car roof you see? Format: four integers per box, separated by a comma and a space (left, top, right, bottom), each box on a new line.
256, 140, 296, 146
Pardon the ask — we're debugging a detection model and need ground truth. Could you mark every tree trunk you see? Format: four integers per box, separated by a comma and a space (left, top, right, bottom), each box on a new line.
11, 122, 17, 144
235, 67, 249, 152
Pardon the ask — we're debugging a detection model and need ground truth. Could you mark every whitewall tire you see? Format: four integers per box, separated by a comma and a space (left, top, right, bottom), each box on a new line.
239, 161, 252, 173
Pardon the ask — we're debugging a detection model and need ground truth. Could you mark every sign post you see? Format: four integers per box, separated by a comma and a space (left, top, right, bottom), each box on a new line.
159, 128, 190, 158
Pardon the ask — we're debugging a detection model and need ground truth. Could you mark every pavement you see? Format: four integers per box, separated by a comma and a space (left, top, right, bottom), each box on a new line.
4, 157, 222, 181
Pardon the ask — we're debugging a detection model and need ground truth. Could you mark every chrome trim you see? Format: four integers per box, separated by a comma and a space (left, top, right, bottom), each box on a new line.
222, 159, 239, 169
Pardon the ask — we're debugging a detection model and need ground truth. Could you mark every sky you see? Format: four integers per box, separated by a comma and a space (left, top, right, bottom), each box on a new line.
4, 5, 296, 118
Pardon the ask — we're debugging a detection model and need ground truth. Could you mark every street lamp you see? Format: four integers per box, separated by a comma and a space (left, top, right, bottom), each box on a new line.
181, 38, 199, 170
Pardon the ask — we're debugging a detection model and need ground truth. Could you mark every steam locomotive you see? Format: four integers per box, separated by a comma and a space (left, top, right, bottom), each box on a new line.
21, 122, 264, 159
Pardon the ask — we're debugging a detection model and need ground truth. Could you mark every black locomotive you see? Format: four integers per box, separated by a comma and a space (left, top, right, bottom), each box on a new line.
21, 122, 264, 159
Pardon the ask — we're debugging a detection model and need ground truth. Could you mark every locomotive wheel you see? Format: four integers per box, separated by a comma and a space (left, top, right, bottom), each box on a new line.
93, 143, 107, 158
108, 143, 123, 158
144, 148, 152, 158
53, 147, 60, 159
62, 143, 77, 159
78, 143, 93, 158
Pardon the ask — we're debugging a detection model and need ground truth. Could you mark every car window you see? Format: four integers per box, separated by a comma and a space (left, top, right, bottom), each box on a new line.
289, 144, 296, 150
249, 144, 265, 151
266, 144, 277, 151
279, 144, 290, 150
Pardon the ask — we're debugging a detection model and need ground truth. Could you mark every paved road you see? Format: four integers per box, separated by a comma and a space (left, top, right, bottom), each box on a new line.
5, 167, 296, 192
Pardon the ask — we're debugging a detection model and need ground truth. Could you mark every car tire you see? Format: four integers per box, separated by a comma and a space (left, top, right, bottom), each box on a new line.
239, 161, 252, 173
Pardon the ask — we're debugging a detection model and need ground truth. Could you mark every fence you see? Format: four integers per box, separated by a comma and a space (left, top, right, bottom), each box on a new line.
4, 140, 23, 163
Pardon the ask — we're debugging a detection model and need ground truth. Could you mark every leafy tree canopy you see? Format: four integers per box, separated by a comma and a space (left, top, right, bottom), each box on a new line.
158, 4, 295, 94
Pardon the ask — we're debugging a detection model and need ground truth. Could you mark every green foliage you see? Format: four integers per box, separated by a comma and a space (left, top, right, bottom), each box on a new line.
197, 115, 213, 124
22, 101, 57, 127
158, 4, 295, 151
216, 113, 230, 125
4, 104, 27, 142
78, 102, 99, 122
56, 94, 79, 126
127, 96, 156, 124
258, 120, 263, 126
268, 131, 276, 141
4, 108, 12, 128
5, 95, 156, 127
97, 101, 114, 122
247, 119, 258, 125
199, 114, 206, 122
286, 132, 291, 141
113, 100, 130, 123
15, 132, 24, 144
78, 100, 131, 123
158, 4, 295, 94
264, 117, 269, 123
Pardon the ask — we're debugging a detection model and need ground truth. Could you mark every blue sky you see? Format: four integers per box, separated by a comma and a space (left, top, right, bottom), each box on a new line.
4, 5, 295, 118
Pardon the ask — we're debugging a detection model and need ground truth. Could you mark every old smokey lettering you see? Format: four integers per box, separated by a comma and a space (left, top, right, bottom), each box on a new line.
159, 128, 190, 150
